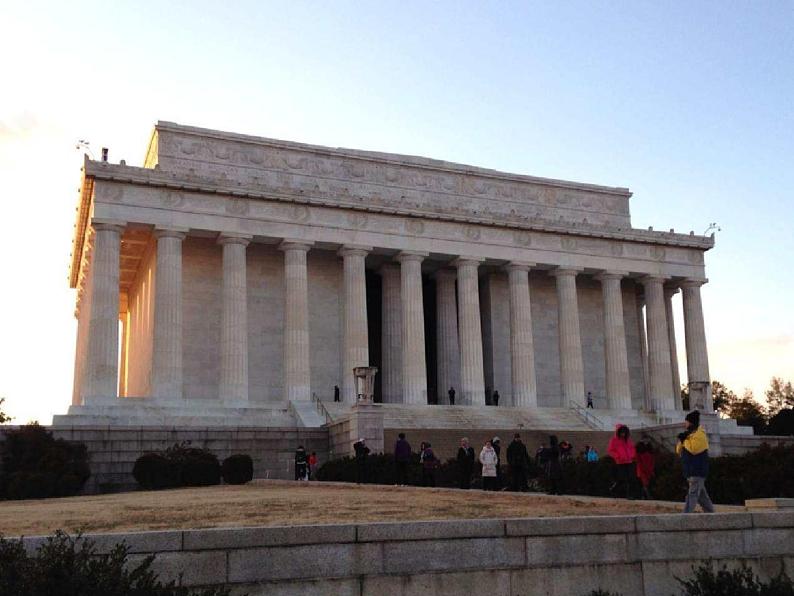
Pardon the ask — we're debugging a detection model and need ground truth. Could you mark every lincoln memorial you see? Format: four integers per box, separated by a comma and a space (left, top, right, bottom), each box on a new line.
58, 122, 717, 430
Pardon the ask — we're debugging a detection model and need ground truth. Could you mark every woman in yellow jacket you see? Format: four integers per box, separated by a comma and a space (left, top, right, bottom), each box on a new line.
676, 410, 715, 513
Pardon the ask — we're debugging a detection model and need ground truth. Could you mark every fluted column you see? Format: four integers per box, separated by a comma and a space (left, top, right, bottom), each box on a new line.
119, 309, 129, 397
642, 275, 676, 411
636, 295, 651, 410
595, 271, 632, 409
339, 246, 370, 403
664, 286, 683, 409
281, 240, 312, 401
397, 251, 428, 404
454, 257, 485, 406
151, 227, 186, 401
82, 222, 123, 403
435, 268, 461, 404
682, 279, 713, 411
218, 234, 251, 403
380, 263, 402, 403
506, 262, 537, 407
552, 268, 585, 407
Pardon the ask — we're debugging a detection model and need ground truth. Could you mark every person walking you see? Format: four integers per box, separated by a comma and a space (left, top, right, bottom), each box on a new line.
448, 387, 456, 406
333, 385, 340, 402
420, 442, 438, 487
479, 440, 498, 491
353, 438, 370, 484
394, 432, 412, 486
457, 437, 475, 489
294, 445, 308, 481
586, 391, 594, 409
677, 410, 715, 513
507, 433, 530, 492
544, 435, 562, 495
607, 424, 636, 499
492, 390, 500, 407
308, 451, 318, 480
635, 442, 655, 500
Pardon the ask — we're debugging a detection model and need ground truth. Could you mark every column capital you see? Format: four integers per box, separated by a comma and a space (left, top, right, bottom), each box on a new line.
664, 285, 680, 298
433, 267, 457, 281
452, 256, 485, 268
505, 260, 536, 273
91, 220, 126, 234
594, 270, 628, 282
550, 266, 583, 278
218, 233, 253, 246
153, 226, 188, 240
278, 239, 313, 252
396, 250, 428, 263
338, 245, 372, 258
680, 278, 708, 289
641, 274, 671, 285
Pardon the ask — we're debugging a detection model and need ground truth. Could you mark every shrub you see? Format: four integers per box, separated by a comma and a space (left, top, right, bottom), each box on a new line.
132, 443, 221, 490
677, 562, 794, 595
221, 454, 254, 485
0, 424, 90, 500
0, 530, 235, 596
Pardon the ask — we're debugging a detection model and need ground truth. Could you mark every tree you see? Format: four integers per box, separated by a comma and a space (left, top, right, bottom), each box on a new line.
767, 409, 794, 436
0, 398, 10, 424
726, 389, 767, 435
765, 377, 794, 417
711, 381, 738, 415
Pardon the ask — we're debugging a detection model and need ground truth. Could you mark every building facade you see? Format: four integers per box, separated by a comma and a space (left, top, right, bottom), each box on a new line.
63, 122, 715, 426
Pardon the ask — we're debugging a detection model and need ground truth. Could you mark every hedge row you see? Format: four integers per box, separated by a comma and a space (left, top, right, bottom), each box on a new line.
316, 443, 794, 504
132, 444, 253, 490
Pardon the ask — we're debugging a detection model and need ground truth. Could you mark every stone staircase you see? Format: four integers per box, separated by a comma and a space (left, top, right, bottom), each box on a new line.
379, 404, 592, 431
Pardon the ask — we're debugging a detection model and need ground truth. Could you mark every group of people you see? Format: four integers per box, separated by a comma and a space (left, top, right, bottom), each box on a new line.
293, 445, 319, 481
446, 387, 500, 406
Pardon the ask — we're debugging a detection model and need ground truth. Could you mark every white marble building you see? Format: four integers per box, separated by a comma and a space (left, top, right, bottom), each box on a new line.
59, 122, 715, 427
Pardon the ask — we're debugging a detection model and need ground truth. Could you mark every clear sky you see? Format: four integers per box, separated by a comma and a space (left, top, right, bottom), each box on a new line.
0, 1, 792, 423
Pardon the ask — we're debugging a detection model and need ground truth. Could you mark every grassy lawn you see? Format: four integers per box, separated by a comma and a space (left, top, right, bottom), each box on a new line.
0, 480, 732, 536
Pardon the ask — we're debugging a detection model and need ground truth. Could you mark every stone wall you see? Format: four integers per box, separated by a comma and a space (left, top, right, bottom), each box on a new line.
0, 426, 329, 494
18, 512, 794, 595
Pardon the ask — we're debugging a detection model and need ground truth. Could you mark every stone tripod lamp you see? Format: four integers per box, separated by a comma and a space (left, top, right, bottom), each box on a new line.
354, 366, 379, 403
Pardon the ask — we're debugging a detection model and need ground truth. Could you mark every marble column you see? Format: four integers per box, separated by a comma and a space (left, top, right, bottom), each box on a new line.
339, 246, 370, 403
552, 268, 585, 407
681, 279, 713, 411
435, 268, 461, 404
82, 222, 123, 403
642, 275, 676, 411
595, 271, 632, 409
118, 309, 129, 398
219, 234, 251, 403
380, 263, 402, 403
397, 251, 428, 405
454, 257, 485, 406
151, 227, 186, 401
506, 262, 537, 407
636, 295, 651, 411
664, 286, 683, 409
280, 240, 312, 401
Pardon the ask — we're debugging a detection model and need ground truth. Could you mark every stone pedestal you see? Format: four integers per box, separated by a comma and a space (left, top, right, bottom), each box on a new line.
348, 402, 384, 456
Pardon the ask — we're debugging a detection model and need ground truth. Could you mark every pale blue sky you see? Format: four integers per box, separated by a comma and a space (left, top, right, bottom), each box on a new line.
0, 1, 792, 422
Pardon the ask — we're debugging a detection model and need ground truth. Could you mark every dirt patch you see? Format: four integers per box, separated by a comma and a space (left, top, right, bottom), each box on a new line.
0, 480, 737, 536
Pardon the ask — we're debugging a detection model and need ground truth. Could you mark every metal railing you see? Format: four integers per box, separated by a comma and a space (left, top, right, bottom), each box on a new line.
311, 392, 333, 426
570, 402, 606, 430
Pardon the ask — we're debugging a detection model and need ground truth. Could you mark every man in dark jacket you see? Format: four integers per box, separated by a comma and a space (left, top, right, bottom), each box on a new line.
334, 385, 340, 402
507, 433, 530, 492
448, 387, 456, 406
676, 410, 715, 513
353, 438, 370, 484
456, 437, 475, 489
394, 432, 412, 486
294, 445, 308, 481
492, 390, 500, 406
492, 436, 502, 488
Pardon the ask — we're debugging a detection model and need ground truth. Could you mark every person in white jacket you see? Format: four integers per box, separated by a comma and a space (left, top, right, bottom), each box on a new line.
479, 440, 498, 491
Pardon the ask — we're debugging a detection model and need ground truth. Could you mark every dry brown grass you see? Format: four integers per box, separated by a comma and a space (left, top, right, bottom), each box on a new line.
0, 480, 736, 537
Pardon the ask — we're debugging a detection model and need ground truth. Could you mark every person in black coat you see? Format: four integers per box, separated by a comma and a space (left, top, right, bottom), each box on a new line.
492, 436, 502, 489
333, 385, 340, 402
506, 433, 530, 492
448, 387, 456, 406
353, 438, 370, 484
544, 435, 562, 495
294, 445, 308, 481
456, 437, 475, 489
492, 390, 500, 406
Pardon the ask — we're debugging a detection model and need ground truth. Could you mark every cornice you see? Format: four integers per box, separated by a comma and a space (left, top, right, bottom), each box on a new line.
69, 157, 94, 289
155, 121, 632, 198
83, 161, 716, 252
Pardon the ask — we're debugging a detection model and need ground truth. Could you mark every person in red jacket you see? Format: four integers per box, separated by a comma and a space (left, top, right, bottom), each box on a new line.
635, 441, 655, 500
607, 424, 636, 499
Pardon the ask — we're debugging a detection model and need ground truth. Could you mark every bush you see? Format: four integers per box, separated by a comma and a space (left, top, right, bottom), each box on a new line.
677, 562, 794, 595
221, 454, 254, 485
0, 424, 90, 500
132, 443, 221, 490
0, 530, 235, 596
